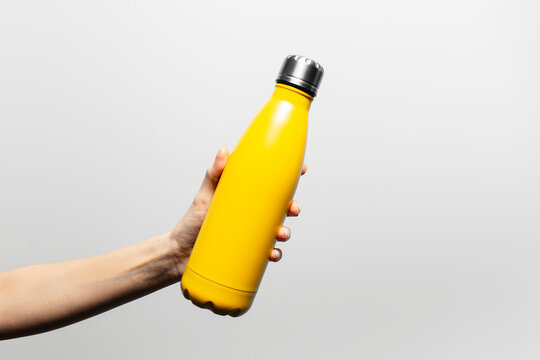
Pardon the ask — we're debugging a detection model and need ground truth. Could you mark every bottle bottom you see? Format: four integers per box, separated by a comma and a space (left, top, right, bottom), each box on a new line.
180, 266, 255, 317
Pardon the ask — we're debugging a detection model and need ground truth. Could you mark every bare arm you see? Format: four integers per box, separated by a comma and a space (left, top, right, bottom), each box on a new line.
0, 233, 178, 339
0, 147, 306, 340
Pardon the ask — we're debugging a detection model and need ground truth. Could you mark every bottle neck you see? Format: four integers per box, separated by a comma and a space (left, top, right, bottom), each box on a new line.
272, 83, 313, 110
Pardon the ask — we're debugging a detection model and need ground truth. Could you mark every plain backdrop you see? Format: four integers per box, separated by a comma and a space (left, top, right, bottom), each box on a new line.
1, 0, 539, 359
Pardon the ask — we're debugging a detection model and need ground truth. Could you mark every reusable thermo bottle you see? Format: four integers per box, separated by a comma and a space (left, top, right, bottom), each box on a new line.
181, 55, 324, 316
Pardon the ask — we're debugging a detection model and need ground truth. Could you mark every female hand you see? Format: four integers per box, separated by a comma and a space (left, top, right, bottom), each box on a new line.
168, 146, 307, 276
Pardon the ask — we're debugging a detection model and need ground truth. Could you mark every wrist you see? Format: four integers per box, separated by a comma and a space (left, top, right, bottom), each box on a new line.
165, 229, 191, 280
128, 233, 183, 287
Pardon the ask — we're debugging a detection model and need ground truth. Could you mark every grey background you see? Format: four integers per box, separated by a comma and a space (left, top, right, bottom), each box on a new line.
1, 0, 539, 359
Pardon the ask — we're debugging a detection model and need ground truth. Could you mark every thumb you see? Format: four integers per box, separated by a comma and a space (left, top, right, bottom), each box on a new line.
200, 146, 229, 196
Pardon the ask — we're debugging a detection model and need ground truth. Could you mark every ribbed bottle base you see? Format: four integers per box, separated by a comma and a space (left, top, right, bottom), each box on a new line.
180, 266, 255, 317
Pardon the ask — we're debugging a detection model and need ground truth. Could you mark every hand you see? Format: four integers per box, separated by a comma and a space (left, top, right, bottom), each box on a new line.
168, 146, 307, 277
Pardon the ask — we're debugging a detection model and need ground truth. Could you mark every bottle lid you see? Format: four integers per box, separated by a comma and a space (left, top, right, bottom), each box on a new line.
276, 55, 324, 97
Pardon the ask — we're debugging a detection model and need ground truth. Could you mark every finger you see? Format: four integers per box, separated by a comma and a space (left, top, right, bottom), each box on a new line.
200, 146, 229, 194
269, 248, 282, 262
301, 164, 308, 175
276, 226, 291, 242
287, 200, 301, 217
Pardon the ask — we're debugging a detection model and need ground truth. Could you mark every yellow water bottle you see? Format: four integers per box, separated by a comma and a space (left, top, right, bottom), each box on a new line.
181, 55, 324, 316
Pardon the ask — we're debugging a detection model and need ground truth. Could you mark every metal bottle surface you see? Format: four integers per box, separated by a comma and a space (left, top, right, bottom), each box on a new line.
181, 56, 323, 316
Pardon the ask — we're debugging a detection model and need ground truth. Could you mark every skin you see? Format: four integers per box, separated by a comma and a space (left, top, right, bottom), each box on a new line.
0, 146, 307, 340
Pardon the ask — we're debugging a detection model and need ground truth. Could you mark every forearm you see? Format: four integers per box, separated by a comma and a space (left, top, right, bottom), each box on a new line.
0, 233, 181, 340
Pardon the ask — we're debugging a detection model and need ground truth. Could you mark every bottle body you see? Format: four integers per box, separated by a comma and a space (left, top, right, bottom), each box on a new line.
181, 84, 312, 316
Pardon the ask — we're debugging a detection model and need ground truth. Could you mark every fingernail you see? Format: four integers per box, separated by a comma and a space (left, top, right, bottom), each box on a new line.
284, 228, 291, 239
296, 204, 301, 214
